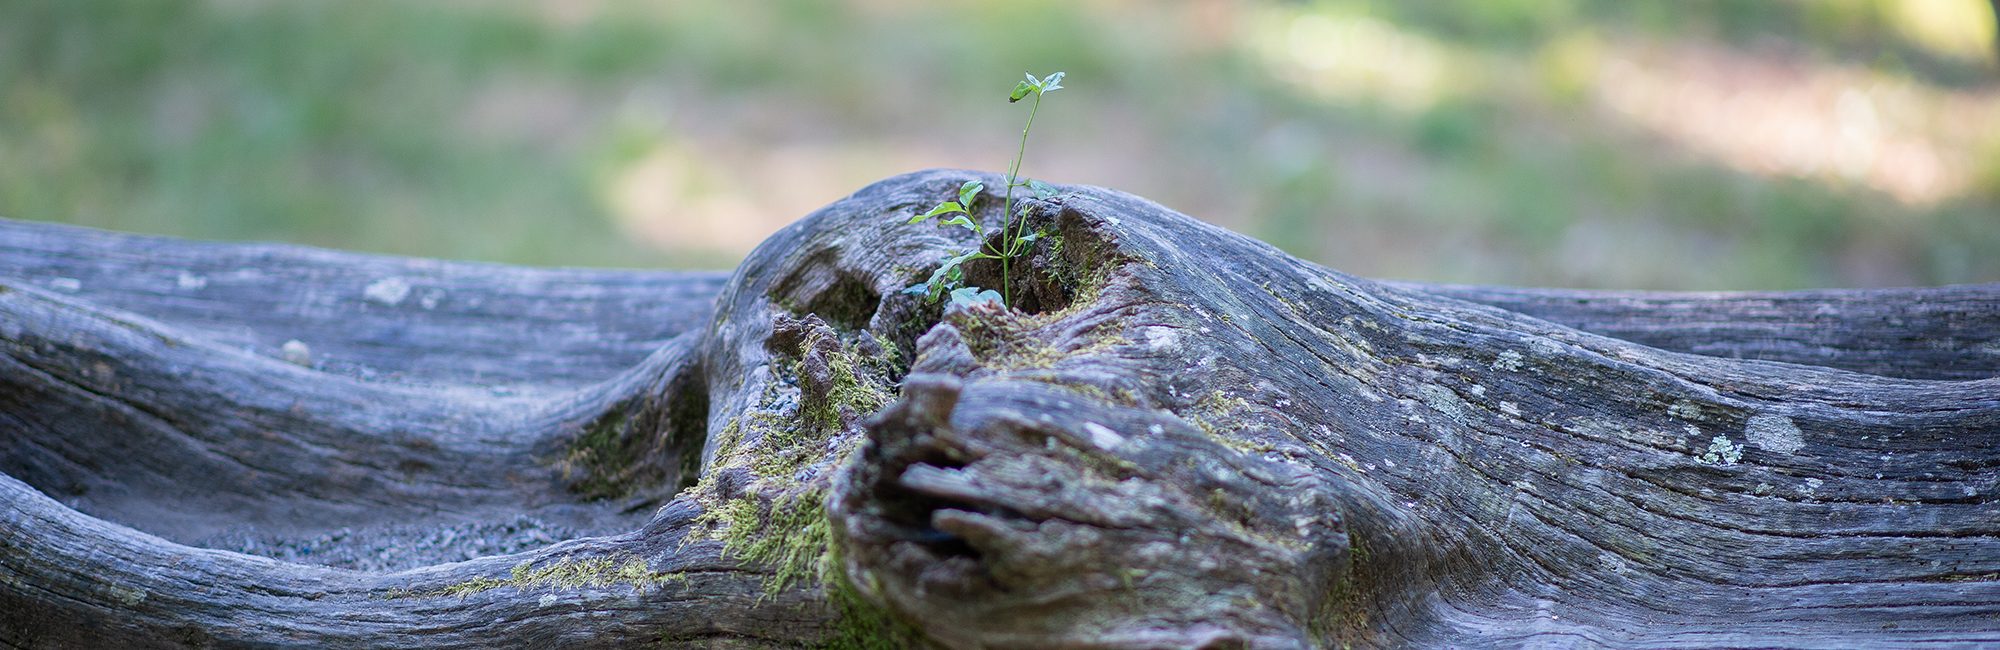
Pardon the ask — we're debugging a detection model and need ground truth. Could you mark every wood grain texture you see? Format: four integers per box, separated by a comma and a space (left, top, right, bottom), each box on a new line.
2, 170, 1995, 648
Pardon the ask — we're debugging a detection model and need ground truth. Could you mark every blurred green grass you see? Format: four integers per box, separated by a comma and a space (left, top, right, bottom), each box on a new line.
2, 0, 1995, 288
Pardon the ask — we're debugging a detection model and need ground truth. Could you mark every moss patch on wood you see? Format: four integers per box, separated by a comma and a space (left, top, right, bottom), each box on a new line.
703, 493, 832, 597
560, 410, 637, 499
677, 314, 920, 646
387, 553, 685, 599
1185, 389, 1277, 454
559, 367, 709, 500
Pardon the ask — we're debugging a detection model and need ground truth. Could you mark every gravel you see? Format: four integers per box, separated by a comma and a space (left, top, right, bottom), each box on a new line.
199, 515, 585, 573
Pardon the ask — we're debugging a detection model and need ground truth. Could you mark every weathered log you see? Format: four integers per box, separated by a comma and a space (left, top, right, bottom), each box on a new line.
2, 169, 1996, 648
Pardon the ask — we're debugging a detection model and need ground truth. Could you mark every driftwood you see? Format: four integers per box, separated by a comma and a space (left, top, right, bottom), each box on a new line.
2, 169, 1996, 648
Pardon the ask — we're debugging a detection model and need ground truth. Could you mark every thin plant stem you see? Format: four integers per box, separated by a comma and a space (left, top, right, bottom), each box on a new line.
999, 91, 1043, 306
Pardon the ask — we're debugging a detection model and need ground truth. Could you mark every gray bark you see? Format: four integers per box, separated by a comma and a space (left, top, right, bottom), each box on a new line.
2, 169, 1996, 648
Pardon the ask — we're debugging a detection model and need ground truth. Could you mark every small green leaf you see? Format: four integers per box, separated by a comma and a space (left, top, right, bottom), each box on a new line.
923, 261, 955, 287
901, 283, 929, 296
928, 258, 972, 303
922, 262, 958, 302
940, 215, 977, 232
1040, 71, 1064, 93
922, 250, 981, 299
1010, 80, 1035, 103
911, 201, 966, 223
1027, 179, 1057, 198
957, 180, 984, 209
1017, 231, 1042, 243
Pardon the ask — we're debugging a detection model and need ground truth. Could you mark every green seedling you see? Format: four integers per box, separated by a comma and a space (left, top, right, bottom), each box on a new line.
904, 71, 1066, 308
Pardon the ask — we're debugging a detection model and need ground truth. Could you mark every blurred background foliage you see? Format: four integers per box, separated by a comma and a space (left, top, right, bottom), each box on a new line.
2, 0, 1996, 289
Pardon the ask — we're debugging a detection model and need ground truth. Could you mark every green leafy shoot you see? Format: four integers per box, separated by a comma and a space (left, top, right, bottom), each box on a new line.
904, 71, 1067, 307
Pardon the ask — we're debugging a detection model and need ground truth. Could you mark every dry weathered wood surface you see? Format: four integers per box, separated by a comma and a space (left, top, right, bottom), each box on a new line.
2, 169, 1997, 649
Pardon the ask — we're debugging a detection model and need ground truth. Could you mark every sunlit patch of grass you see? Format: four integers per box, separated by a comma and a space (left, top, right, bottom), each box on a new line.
1, 0, 1994, 290
1882, 0, 1997, 63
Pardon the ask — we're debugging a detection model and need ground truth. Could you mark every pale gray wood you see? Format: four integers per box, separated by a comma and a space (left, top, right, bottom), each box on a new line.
0, 218, 725, 389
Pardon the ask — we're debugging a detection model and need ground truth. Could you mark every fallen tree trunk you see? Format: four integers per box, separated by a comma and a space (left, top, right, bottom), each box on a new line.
2, 169, 1996, 648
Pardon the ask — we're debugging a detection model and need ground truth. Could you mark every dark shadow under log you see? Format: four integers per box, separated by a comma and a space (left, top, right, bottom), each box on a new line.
2, 169, 1996, 648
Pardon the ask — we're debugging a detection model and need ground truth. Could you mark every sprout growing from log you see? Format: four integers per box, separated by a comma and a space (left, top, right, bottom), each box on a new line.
905, 72, 1066, 308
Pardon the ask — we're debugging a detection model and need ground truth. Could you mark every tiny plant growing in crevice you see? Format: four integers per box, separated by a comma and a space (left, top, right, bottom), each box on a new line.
904, 71, 1065, 309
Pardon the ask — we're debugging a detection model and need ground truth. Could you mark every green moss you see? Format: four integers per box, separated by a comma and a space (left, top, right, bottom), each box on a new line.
953, 309, 1127, 372
819, 550, 926, 649
108, 585, 147, 606
1186, 390, 1274, 454
1115, 567, 1150, 590
711, 416, 744, 463
560, 381, 707, 500
1930, 572, 2000, 583
1048, 439, 1143, 480
1040, 378, 1119, 405
787, 328, 901, 435
1313, 535, 1375, 648
392, 553, 686, 599
694, 488, 928, 648
868, 332, 903, 367
826, 343, 898, 428
702, 492, 833, 596
1192, 390, 1251, 428
1261, 281, 1310, 316
692, 327, 901, 499
683, 329, 898, 599
742, 334, 897, 484
561, 410, 634, 499
978, 336, 1066, 369
678, 322, 922, 645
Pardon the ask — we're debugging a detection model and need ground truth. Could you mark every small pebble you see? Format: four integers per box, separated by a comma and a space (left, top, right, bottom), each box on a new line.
280, 340, 312, 366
